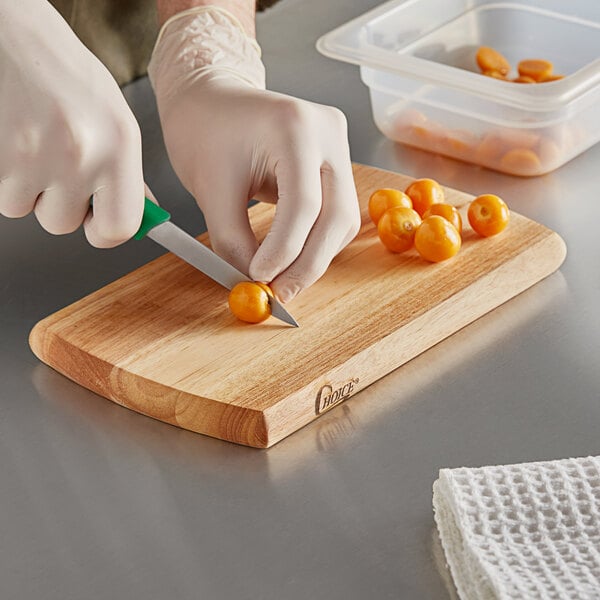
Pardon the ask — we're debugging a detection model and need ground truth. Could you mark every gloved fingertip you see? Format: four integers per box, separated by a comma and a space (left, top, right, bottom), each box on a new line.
248, 259, 279, 286
270, 280, 301, 304
278, 288, 297, 304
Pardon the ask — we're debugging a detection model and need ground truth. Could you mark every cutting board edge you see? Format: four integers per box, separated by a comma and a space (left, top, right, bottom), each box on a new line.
259, 228, 567, 447
29, 322, 271, 447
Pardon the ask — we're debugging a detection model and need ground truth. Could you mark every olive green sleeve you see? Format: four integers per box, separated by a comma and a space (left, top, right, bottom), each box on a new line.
256, 0, 280, 8
48, 0, 158, 86
48, 0, 280, 86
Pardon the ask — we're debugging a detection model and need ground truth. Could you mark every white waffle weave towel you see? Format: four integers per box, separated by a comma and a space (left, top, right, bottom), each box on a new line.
433, 456, 600, 599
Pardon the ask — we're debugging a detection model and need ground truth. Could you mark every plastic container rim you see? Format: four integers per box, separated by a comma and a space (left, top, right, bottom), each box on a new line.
316, 0, 600, 113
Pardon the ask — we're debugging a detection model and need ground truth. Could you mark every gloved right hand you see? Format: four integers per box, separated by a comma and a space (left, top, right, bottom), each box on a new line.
148, 7, 361, 303
0, 0, 145, 247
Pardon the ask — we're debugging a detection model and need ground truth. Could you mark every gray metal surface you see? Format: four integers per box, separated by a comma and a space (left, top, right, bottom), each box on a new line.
1, 1, 599, 599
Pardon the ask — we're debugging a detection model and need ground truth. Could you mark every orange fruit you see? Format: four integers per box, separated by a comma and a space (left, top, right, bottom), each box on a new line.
405, 178, 445, 217
468, 194, 510, 237
423, 203, 462, 236
414, 216, 461, 263
377, 206, 422, 253
476, 47, 510, 76
539, 74, 565, 83
513, 75, 536, 84
517, 59, 553, 82
482, 70, 507, 80
368, 188, 412, 225
500, 148, 542, 175
476, 132, 505, 164
444, 129, 478, 155
228, 281, 273, 324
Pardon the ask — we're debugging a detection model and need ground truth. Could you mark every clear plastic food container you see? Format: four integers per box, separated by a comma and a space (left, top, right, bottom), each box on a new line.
317, 0, 600, 176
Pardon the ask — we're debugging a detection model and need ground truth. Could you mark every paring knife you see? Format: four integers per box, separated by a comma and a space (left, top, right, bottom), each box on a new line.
134, 198, 299, 327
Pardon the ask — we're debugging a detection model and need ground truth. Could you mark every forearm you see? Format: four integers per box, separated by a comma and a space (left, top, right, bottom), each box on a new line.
156, 0, 255, 37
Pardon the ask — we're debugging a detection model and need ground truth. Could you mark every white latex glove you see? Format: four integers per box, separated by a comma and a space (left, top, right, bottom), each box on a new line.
0, 0, 145, 247
148, 7, 360, 302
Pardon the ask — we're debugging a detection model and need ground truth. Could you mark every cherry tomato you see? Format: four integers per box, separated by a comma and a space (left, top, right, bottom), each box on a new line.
422, 203, 462, 236
405, 178, 445, 217
368, 188, 413, 225
468, 194, 510, 237
414, 216, 461, 263
377, 206, 422, 253
228, 281, 273, 323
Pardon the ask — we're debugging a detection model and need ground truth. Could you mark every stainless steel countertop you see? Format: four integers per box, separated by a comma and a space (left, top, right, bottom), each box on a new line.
2, 1, 599, 598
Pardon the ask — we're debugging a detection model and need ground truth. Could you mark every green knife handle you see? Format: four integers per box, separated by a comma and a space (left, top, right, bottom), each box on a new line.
134, 197, 171, 240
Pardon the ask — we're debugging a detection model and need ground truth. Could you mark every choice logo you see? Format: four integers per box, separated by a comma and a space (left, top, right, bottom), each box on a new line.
315, 378, 359, 415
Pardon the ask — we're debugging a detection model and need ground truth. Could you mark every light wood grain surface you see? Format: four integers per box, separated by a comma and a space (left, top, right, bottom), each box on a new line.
29, 164, 566, 447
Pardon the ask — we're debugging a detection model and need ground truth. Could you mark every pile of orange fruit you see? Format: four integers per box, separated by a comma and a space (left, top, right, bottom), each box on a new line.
476, 46, 564, 84
229, 178, 511, 324
369, 178, 509, 262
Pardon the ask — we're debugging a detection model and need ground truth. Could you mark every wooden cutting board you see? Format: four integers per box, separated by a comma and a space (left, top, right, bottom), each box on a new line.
29, 164, 566, 448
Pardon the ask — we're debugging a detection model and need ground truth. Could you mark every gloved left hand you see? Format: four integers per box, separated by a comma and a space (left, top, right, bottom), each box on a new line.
148, 7, 360, 303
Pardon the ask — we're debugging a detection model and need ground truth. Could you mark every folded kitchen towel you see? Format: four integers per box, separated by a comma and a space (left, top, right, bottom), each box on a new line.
432, 455, 600, 600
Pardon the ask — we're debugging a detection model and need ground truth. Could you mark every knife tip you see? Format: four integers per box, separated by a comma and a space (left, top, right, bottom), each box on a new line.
279, 312, 300, 328
269, 298, 299, 328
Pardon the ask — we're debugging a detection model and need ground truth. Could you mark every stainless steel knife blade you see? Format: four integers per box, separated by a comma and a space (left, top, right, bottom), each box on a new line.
147, 221, 298, 327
